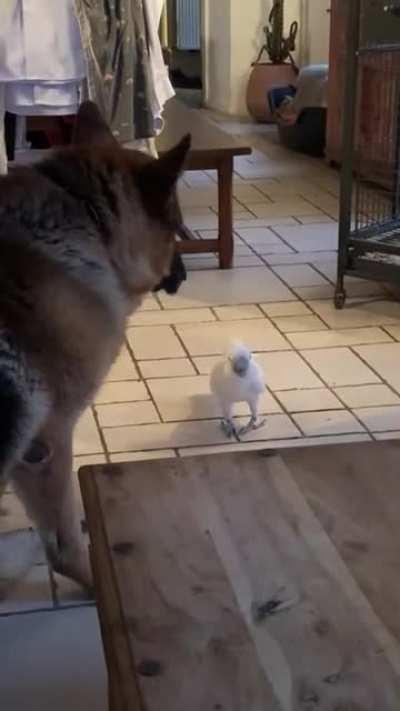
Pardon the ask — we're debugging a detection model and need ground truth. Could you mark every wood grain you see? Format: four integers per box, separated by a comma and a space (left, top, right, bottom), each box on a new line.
281, 441, 400, 658
157, 99, 251, 160
80, 443, 400, 711
185, 451, 400, 710
89, 460, 281, 711
80, 469, 144, 711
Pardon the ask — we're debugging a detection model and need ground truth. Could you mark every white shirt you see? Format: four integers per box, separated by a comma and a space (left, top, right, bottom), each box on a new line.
144, 0, 175, 133
0, 0, 85, 83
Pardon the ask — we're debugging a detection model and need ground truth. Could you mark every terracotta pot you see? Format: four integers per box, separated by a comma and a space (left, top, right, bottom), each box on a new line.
246, 62, 297, 123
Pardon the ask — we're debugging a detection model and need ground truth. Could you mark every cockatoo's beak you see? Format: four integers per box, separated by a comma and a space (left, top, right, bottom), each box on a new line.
232, 355, 250, 376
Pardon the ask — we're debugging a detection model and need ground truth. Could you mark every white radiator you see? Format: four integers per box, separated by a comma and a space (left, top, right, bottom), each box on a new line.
176, 0, 201, 50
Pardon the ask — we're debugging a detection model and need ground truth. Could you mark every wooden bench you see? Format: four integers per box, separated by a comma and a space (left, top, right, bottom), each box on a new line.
15, 100, 250, 269
79, 442, 400, 711
157, 99, 252, 269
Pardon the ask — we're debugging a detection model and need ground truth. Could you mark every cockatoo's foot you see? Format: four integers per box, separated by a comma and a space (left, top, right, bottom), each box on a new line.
239, 415, 266, 436
221, 418, 241, 441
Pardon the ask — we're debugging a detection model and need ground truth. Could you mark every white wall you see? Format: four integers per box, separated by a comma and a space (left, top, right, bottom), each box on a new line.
202, 0, 266, 115
229, 0, 267, 116
202, 0, 232, 113
203, 0, 331, 117
298, 0, 331, 66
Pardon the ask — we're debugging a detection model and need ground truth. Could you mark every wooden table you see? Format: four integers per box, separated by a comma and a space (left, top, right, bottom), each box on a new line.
156, 99, 252, 269
79, 442, 400, 710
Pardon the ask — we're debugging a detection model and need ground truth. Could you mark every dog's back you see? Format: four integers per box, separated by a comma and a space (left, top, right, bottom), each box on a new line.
0, 157, 128, 479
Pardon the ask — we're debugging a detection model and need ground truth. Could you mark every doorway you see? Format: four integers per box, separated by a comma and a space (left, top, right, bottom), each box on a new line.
162, 0, 203, 107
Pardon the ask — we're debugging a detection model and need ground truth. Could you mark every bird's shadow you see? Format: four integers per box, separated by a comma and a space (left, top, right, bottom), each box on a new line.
168, 393, 268, 449
188, 393, 221, 420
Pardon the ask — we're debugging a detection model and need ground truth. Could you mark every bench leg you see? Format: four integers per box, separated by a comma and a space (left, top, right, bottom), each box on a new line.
218, 157, 234, 269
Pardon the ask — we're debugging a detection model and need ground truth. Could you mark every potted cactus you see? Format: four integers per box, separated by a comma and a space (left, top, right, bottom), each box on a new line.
247, 0, 299, 123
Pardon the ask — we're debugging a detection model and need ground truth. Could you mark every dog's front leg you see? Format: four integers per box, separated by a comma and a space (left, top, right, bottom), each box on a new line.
11, 419, 92, 593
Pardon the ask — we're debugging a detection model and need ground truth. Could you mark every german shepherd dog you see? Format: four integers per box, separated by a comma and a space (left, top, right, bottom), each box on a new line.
0, 102, 190, 590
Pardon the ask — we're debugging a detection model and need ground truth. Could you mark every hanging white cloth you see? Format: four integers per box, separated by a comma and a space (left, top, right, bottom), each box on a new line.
0, 0, 85, 115
144, 0, 175, 135
5, 82, 83, 116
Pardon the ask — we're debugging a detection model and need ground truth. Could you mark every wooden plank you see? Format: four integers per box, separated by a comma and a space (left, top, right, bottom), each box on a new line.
90, 542, 125, 711
281, 441, 400, 649
183, 451, 400, 710
157, 99, 251, 158
90, 460, 282, 711
79, 468, 144, 711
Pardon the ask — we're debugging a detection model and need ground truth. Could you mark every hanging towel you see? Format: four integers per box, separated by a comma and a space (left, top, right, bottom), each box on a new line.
0, 0, 85, 115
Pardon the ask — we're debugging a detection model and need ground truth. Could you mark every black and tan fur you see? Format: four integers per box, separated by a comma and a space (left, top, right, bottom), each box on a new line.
0, 102, 190, 588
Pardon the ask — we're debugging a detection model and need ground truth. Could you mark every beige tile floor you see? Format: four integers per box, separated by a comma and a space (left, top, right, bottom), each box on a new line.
2, 112, 400, 707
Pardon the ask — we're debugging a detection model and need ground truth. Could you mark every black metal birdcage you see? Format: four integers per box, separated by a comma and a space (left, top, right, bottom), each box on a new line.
335, 0, 400, 308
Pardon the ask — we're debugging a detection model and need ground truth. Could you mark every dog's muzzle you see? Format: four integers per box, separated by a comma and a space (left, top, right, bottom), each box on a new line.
154, 250, 187, 295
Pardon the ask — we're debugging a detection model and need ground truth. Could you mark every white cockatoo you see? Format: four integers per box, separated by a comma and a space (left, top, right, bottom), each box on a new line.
210, 342, 266, 440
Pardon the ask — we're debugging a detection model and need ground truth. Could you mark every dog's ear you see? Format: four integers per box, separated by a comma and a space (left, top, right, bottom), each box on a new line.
135, 134, 191, 220
72, 101, 118, 148
148, 134, 191, 195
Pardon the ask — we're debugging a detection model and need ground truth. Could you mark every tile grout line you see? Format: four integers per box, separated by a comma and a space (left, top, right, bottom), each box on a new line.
380, 324, 400, 341
238, 223, 296, 254
348, 344, 400, 401
290, 348, 371, 435
232, 226, 279, 265
0, 600, 96, 620
98, 403, 390, 432
123, 334, 164, 426
301, 194, 338, 221
297, 343, 400, 435
91, 406, 110, 464
170, 323, 200, 376
105, 431, 374, 459
100, 411, 296, 432
266, 224, 308, 259
103, 429, 303, 457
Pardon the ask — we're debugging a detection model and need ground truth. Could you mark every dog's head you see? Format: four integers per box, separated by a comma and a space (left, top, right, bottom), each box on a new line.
71, 101, 190, 301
